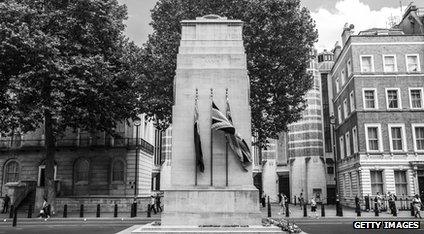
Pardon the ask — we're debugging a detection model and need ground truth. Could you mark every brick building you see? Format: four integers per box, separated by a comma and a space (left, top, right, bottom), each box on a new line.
0, 114, 158, 213
331, 6, 424, 207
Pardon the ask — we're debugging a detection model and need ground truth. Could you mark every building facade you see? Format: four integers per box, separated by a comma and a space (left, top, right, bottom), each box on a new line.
331, 10, 424, 206
0, 115, 157, 213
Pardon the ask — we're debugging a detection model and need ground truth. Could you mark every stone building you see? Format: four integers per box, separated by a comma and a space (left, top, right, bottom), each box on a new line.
0, 114, 157, 213
331, 5, 424, 207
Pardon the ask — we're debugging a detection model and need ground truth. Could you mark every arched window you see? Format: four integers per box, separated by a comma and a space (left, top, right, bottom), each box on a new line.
75, 159, 89, 182
112, 160, 124, 182
4, 161, 19, 183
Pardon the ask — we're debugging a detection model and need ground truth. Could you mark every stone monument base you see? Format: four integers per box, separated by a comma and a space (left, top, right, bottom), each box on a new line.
161, 186, 262, 226
128, 223, 284, 234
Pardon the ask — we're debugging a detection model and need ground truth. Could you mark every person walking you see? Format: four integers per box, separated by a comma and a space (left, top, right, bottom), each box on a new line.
155, 193, 162, 213
2, 194, 10, 214
376, 192, 382, 212
150, 195, 157, 214
310, 197, 318, 219
299, 193, 304, 210
412, 194, 422, 219
278, 193, 286, 216
261, 193, 266, 207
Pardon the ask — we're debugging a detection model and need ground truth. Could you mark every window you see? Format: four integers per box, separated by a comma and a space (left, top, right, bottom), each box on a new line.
341, 69, 346, 85
112, 160, 125, 181
409, 88, 423, 109
345, 132, 351, 156
406, 54, 420, 72
363, 89, 377, 109
338, 105, 342, 124
370, 170, 384, 195
347, 59, 352, 77
365, 124, 382, 152
335, 78, 340, 93
360, 55, 374, 72
343, 99, 349, 118
383, 55, 397, 72
339, 136, 345, 159
350, 91, 355, 111
386, 89, 401, 109
327, 166, 334, 174
352, 126, 358, 153
75, 159, 89, 182
394, 171, 407, 195
4, 161, 19, 183
412, 124, 424, 151
388, 124, 406, 151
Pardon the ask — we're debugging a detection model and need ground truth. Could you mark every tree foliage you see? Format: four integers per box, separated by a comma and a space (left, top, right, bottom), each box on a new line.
0, 0, 139, 209
139, 0, 318, 146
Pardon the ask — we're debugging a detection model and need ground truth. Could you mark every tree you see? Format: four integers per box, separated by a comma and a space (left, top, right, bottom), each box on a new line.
138, 0, 318, 146
0, 0, 139, 211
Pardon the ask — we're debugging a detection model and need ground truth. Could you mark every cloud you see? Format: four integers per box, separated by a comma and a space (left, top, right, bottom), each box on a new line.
311, 0, 402, 51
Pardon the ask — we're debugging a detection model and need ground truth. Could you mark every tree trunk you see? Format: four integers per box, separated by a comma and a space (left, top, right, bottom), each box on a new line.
44, 109, 56, 215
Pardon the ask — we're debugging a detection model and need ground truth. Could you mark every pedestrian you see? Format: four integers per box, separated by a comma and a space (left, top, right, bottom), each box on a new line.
278, 193, 286, 216
376, 192, 382, 212
2, 194, 10, 213
261, 193, 266, 207
38, 197, 49, 218
365, 194, 370, 211
299, 193, 304, 210
355, 195, 360, 214
388, 192, 397, 214
278, 193, 282, 204
310, 197, 318, 219
155, 193, 162, 212
412, 194, 422, 219
149, 195, 157, 214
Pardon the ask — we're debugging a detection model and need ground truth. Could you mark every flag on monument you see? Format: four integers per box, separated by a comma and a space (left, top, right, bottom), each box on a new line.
211, 102, 235, 135
194, 101, 205, 172
225, 100, 252, 171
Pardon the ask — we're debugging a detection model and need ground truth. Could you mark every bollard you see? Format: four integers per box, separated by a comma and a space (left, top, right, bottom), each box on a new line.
294, 196, 297, 206
338, 203, 343, 217
96, 204, 100, 218
147, 204, 151, 218
80, 204, 84, 218
321, 203, 325, 217
285, 202, 289, 217
27, 204, 32, 218
411, 203, 415, 217
63, 204, 67, 218
356, 204, 361, 217
114, 204, 118, 218
374, 203, 379, 216
393, 206, 397, 217
130, 203, 134, 218
9, 205, 14, 219
267, 197, 271, 218
303, 203, 307, 217
12, 208, 17, 227
365, 196, 370, 211
134, 202, 137, 217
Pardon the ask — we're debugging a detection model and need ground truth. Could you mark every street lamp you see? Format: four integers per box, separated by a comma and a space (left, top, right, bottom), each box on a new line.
133, 116, 142, 199
329, 114, 342, 215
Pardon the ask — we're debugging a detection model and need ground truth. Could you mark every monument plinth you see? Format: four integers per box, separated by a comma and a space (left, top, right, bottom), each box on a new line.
162, 15, 261, 226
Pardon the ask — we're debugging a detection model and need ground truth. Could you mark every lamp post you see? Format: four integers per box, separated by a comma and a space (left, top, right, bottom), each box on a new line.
133, 117, 142, 199
329, 115, 338, 198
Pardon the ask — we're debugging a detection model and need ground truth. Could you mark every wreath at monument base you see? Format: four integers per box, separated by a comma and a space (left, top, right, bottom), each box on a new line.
262, 217, 303, 233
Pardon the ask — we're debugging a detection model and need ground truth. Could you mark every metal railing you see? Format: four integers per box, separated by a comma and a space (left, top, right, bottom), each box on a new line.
0, 138, 154, 155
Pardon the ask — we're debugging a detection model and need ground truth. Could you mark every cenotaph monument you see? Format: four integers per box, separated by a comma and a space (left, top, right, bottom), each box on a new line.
131, 15, 281, 233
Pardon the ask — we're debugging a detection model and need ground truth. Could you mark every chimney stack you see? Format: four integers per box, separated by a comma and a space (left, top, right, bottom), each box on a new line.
341, 23, 355, 46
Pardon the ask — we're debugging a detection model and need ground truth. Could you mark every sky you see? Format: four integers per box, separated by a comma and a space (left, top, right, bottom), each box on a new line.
117, 0, 416, 51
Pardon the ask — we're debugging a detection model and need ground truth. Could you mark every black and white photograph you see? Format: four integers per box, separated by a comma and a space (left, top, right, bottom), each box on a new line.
0, 0, 423, 233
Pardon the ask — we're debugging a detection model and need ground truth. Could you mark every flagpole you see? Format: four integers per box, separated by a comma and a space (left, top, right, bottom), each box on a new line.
195, 89, 198, 186
225, 88, 229, 187
210, 88, 213, 187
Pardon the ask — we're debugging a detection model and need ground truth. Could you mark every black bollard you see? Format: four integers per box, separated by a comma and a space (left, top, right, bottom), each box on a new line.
130, 203, 134, 218
294, 196, 297, 206
96, 204, 100, 218
374, 203, 379, 216
303, 203, 307, 217
267, 197, 271, 218
393, 205, 397, 217
365, 196, 370, 211
321, 203, 325, 217
63, 204, 67, 218
114, 204, 118, 218
285, 202, 289, 217
27, 204, 32, 218
133, 202, 137, 217
411, 203, 415, 217
339, 203, 343, 217
80, 204, 84, 218
12, 208, 17, 227
147, 204, 151, 218
9, 205, 14, 219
